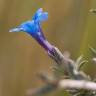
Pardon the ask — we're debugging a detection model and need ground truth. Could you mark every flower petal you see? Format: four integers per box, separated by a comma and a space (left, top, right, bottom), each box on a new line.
32, 8, 48, 22
9, 27, 24, 32
32, 8, 43, 20
37, 12, 48, 22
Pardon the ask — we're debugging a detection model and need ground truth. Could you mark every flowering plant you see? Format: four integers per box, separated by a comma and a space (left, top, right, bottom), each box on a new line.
9, 7, 96, 96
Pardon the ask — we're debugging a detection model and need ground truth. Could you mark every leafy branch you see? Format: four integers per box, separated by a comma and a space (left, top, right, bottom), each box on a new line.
26, 46, 96, 96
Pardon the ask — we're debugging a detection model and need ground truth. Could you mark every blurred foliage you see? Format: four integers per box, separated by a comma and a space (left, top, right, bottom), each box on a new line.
0, 0, 96, 96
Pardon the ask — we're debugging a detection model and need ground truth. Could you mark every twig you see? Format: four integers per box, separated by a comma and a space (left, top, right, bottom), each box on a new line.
27, 46, 95, 96
59, 79, 96, 91
26, 79, 96, 96
26, 84, 57, 96
49, 47, 88, 80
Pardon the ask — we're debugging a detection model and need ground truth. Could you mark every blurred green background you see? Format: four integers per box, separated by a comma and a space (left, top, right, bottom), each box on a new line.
0, 0, 96, 96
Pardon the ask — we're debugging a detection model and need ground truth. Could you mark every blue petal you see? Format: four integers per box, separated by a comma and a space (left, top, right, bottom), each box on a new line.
9, 27, 25, 32
36, 8, 43, 14
32, 8, 48, 22
37, 12, 48, 22
19, 20, 40, 33
32, 8, 43, 20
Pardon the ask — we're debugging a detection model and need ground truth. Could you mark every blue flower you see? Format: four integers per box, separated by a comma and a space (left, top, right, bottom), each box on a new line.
9, 8, 48, 38
9, 8, 53, 53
